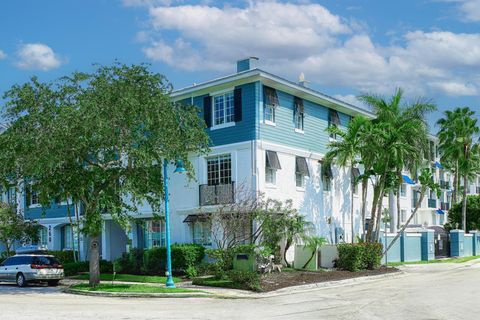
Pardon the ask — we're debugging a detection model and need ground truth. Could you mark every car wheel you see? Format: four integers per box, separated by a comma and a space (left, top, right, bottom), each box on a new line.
16, 273, 27, 287
47, 280, 59, 287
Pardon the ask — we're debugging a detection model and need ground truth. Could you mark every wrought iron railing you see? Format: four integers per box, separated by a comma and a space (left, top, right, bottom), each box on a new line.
199, 182, 235, 206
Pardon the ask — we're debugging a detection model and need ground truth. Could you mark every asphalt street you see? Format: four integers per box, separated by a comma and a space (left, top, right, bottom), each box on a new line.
0, 260, 479, 320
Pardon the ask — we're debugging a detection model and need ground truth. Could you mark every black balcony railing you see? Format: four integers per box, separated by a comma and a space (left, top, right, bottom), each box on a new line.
441, 202, 450, 211
428, 199, 437, 208
199, 182, 235, 206
440, 180, 450, 189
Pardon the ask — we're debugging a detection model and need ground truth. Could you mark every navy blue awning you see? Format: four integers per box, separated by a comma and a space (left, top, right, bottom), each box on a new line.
402, 175, 415, 185
436, 209, 445, 215
434, 161, 444, 169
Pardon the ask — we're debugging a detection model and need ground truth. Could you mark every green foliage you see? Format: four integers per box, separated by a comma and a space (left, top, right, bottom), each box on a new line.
301, 236, 328, 269
0, 202, 40, 257
226, 270, 261, 292
185, 266, 198, 279
337, 243, 383, 272
47, 250, 75, 264
446, 195, 480, 231
116, 248, 144, 275
206, 244, 256, 277
64, 260, 113, 277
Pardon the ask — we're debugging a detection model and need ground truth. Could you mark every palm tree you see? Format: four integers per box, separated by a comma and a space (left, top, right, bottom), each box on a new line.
326, 116, 369, 243
438, 107, 480, 231
359, 88, 435, 242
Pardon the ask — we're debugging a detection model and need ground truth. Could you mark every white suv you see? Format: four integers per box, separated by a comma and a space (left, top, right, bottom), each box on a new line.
0, 254, 65, 287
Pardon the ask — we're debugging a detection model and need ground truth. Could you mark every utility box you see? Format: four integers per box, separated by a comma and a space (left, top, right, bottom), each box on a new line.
450, 230, 465, 257
232, 253, 256, 272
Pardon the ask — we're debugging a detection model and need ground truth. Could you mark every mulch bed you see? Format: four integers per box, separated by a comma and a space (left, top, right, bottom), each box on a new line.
260, 267, 399, 292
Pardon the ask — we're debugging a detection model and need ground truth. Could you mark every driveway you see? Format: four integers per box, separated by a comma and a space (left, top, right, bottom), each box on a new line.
0, 260, 478, 320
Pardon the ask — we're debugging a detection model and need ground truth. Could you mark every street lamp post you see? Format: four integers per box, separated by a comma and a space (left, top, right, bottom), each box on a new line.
163, 158, 187, 288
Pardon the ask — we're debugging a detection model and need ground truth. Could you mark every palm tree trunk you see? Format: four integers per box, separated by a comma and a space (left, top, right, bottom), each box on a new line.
361, 177, 368, 240
462, 174, 468, 231
452, 161, 458, 204
396, 171, 402, 230
367, 185, 381, 242
350, 165, 355, 243
374, 188, 386, 242
383, 190, 426, 256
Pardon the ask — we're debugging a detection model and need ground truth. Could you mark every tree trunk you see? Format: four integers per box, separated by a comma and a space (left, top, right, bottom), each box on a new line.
452, 161, 458, 204
383, 190, 426, 256
388, 190, 396, 233
374, 188, 386, 242
75, 203, 81, 261
396, 171, 402, 230
89, 235, 100, 287
366, 185, 381, 242
283, 239, 292, 268
462, 174, 468, 231
360, 177, 368, 240
350, 165, 355, 243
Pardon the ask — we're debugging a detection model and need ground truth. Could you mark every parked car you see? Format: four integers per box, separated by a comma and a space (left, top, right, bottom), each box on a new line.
0, 253, 64, 287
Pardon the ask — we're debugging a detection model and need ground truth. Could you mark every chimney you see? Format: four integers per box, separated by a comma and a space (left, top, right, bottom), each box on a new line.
236, 57, 259, 73
298, 72, 309, 87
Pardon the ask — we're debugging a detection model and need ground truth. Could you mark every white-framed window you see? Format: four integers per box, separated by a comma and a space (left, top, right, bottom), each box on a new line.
263, 86, 278, 124
295, 172, 305, 188
294, 110, 304, 131
294, 97, 304, 131
295, 156, 310, 188
266, 167, 276, 185
400, 209, 407, 223
62, 225, 73, 250
192, 221, 212, 246
8, 186, 16, 205
265, 151, 281, 185
322, 162, 333, 191
328, 109, 340, 140
213, 91, 235, 126
207, 154, 232, 186
265, 105, 275, 123
400, 183, 407, 197
26, 186, 39, 207
144, 219, 166, 248
39, 227, 48, 247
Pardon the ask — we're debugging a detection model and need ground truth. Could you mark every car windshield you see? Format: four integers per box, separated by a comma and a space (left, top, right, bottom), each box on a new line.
32, 256, 61, 266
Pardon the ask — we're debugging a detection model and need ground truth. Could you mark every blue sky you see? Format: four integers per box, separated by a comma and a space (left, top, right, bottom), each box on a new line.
1, 0, 479, 132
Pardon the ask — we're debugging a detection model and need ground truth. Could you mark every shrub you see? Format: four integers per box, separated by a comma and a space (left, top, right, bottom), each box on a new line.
226, 270, 261, 292
48, 250, 76, 264
185, 265, 198, 279
63, 260, 113, 277
361, 242, 382, 270
143, 244, 205, 275
206, 244, 256, 274
336, 243, 383, 271
337, 244, 364, 272
116, 248, 144, 274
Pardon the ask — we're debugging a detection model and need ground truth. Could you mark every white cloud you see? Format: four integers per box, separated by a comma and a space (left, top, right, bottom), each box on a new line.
135, 1, 480, 97
0, 50, 6, 60
455, 0, 480, 22
16, 43, 63, 71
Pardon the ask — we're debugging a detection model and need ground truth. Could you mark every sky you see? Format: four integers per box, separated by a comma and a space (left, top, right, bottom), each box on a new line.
1, 0, 479, 133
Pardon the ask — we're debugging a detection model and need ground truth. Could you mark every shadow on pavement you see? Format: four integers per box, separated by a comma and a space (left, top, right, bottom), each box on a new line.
0, 282, 65, 295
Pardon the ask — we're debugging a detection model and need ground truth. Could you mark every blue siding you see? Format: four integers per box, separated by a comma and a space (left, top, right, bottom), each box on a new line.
25, 204, 76, 220
258, 83, 350, 154
194, 82, 258, 147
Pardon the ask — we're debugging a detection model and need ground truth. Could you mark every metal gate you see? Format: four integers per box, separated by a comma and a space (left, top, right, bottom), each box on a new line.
434, 232, 450, 258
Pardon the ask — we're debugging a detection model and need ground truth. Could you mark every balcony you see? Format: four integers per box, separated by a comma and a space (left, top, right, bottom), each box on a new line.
428, 199, 437, 208
440, 180, 450, 189
441, 202, 450, 211
199, 182, 235, 206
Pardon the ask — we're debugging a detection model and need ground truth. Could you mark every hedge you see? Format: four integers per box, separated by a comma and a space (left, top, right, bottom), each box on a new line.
116, 244, 205, 275
47, 250, 76, 264
63, 260, 113, 277
337, 243, 383, 272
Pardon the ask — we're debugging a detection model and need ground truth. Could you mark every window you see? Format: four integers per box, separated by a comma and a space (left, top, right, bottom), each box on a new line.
295, 156, 310, 188
294, 97, 304, 131
328, 109, 340, 140
192, 221, 212, 246
263, 86, 278, 124
144, 219, 165, 248
400, 184, 407, 197
39, 227, 48, 247
322, 162, 333, 191
26, 186, 39, 206
400, 209, 407, 223
265, 151, 281, 185
213, 91, 235, 126
7, 187, 16, 205
207, 154, 232, 186
62, 225, 73, 250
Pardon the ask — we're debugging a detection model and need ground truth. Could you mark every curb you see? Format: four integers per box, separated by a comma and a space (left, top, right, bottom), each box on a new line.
63, 288, 215, 299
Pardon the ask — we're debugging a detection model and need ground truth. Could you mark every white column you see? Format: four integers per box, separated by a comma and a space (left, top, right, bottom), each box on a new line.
101, 221, 110, 261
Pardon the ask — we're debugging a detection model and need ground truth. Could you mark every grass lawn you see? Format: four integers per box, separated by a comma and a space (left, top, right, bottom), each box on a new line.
73, 273, 182, 284
387, 255, 480, 266
71, 283, 200, 294
192, 277, 247, 290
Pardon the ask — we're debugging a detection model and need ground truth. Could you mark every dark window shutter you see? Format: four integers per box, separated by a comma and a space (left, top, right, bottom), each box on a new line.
234, 88, 242, 122
203, 96, 212, 128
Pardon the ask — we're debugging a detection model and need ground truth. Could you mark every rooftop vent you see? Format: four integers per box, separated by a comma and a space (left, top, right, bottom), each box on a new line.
298, 72, 309, 87
237, 57, 259, 73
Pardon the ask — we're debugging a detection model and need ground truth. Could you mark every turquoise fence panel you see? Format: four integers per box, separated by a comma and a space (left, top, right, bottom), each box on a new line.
402, 233, 422, 262
472, 231, 480, 256
450, 230, 465, 257
381, 234, 401, 264
421, 230, 435, 261
464, 235, 473, 257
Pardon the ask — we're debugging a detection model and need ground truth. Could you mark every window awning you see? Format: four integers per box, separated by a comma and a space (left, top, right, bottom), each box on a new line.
295, 156, 310, 176
328, 109, 340, 126
183, 214, 209, 223
402, 175, 415, 185
352, 167, 361, 179
294, 96, 304, 114
266, 150, 281, 170
264, 86, 279, 107
436, 209, 445, 215
322, 162, 333, 179
434, 161, 444, 169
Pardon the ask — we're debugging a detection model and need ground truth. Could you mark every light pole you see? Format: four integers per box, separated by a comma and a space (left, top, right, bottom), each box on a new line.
164, 158, 187, 288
